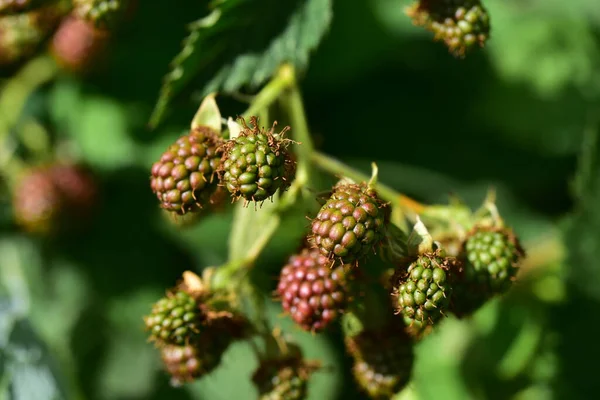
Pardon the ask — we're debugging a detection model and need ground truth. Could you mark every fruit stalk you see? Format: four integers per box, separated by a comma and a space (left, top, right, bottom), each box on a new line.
278, 66, 314, 186
241, 63, 295, 121
310, 151, 425, 221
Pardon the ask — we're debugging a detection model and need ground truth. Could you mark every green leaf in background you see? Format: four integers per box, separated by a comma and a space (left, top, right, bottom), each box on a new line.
562, 125, 600, 300
97, 288, 162, 399
2, 318, 69, 400
149, 0, 333, 127
485, 2, 600, 98
48, 80, 140, 170
0, 238, 72, 400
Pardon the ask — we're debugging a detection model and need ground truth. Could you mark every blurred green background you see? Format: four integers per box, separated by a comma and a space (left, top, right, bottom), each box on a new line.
1, 0, 599, 399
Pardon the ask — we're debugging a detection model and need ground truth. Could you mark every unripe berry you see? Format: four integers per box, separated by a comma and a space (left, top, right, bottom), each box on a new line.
144, 290, 204, 346
310, 182, 389, 264
252, 345, 318, 400
406, 0, 490, 57
219, 117, 295, 204
452, 226, 525, 317
72, 0, 133, 30
0, 4, 65, 67
391, 252, 461, 335
345, 323, 414, 399
463, 226, 523, 292
160, 331, 233, 387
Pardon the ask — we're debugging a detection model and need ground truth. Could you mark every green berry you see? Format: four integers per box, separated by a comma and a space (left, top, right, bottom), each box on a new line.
405, 0, 490, 57
252, 347, 317, 400
72, 0, 133, 30
310, 182, 389, 263
144, 290, 203, 346
219, 116, 295, 203
392, 253, 459, 334
150, 126, 223, 215
463, 227, 524, 293
345, 323, 414, 399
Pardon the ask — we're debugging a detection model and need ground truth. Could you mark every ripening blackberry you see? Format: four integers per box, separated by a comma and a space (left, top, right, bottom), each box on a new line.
12, 167, 63, 234
160, 330, 234, 386
150, 126, 224, 215
50, 14, 110, 73
406, 0, 490, 57
345, 323, 414, 399
391, 252, 461, 335
218, 116, 295, 204
276, 248, 356, 332
310, 182, 389, 263
12, 164, 97, 234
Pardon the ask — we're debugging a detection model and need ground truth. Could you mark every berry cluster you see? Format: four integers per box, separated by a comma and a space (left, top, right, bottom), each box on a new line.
142, 112, 525, 397
143, 272, 250, 385
149, 116, 296, 219
0, 0, 134, 71
265, 164, 524, 398
406, 0, 491, 57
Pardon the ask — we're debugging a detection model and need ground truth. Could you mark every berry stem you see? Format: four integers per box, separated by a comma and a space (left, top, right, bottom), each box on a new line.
310, 151, 426, 218
0, 55, 59, 185
278, 65, 314, 186
242, 64, 295, 120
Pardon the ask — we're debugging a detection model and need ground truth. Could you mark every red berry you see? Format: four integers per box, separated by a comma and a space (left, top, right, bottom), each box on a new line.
50, 15, 110, 73
276, 248, 356, 332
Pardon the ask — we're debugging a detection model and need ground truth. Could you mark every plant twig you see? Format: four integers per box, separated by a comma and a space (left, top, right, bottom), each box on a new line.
311, 151, 426, 217
278, 65, 314, 185
242, 64, 295, 120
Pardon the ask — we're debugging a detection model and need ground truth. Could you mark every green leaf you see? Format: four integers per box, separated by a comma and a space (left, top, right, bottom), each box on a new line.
3, 318, 69, 400
190, 93, 222, 133
97, 288, 162, 399
563, 127, 600, 300
227, 199, 280, 262
407, 218, 434, 256
48, 82, 140, 171
149, 0, 333, 127
484, 1, 600, 98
